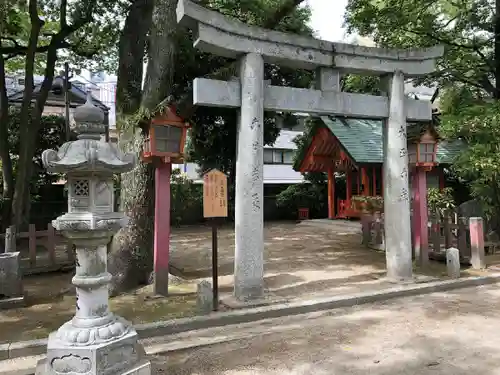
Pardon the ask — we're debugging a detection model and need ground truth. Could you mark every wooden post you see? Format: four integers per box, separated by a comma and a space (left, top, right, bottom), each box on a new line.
372, 166, 377, 196
458, 217, 469, 259
431, 211, 441, 253
327, 168, 335, 219
29, 224, 36, 267
203, 169, 228, 311
412, 168, 429, 266
154, 161, 172, 296
47, 223, 56, 265
346, 170, 352, 202
443, 211, 453, 249
361, 166, 369, 196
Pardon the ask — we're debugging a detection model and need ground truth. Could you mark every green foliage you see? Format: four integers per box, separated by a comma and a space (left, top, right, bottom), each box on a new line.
440, 98, 500, 215
351, 195, 384, 213
344, 0, 495, 92
3, 108, 67, 197
1, 0, 124, 73
427, 187, 456, 215
185, 1, 315, 177
170, 168, 203, 226
275, 180, 327, 217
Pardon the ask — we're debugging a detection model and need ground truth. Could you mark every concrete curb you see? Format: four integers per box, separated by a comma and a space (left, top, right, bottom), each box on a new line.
2, 274, 499, 361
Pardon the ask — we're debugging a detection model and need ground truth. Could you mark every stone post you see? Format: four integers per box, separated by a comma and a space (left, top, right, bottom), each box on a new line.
234, 52, 265, 301
469, 217, 485, 269
446, 247, 460, 279
36, 93, 151, 375
383, 71, 413, 281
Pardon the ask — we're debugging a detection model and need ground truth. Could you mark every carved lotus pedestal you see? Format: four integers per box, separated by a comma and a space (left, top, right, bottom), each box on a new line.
35, 330, 150, 375
35, 219, 151, 375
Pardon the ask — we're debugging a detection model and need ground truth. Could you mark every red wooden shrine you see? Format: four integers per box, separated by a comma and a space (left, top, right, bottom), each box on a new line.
297, 126, 445, 219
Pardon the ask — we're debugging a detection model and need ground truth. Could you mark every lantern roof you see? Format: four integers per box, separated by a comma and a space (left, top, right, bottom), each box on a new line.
73, 92, 105, 125
41, 92, 136, 175
406, 123, 440, 143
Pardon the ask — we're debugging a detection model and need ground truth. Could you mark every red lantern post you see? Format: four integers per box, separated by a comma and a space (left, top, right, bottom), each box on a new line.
142, 106, 189, 296
409, 129, 438, 267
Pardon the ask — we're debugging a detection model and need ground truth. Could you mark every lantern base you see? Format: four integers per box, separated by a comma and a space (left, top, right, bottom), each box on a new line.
35, 328, 151, 375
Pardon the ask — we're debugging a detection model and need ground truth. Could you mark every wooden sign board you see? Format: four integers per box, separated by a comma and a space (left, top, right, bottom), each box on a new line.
203, 169, 228, 218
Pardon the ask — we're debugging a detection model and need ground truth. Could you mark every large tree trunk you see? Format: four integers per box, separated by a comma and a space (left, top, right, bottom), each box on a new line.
0, 45, 14, 232
495, 0, 500, 98
107, 0, 157, 295
108, 0, 306, 294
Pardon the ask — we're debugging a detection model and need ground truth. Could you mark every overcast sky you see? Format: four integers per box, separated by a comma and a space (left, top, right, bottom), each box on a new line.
307, 0, 349, 42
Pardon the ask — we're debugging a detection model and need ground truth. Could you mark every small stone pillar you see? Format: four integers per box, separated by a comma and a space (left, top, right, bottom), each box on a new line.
0, 226, 25, 309
469, 217, 486, 269
36, 93, 151, 375
446, 247, 460, 278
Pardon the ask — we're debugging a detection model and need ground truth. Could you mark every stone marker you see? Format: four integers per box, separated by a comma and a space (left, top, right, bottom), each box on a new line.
446, 248, 460, 279
36, 93, 150, 375
0, 251, 25, 308
4, 225, 16, 252
197, 280, 213, 314
470, 217, 486, 269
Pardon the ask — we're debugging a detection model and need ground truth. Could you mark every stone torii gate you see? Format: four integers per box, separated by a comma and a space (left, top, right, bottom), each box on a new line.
177, 0, 444, 301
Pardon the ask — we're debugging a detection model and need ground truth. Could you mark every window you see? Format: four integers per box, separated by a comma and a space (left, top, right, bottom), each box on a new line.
153, 125, 182, 153
264, 149, 294, 164
419, 143, 435, 163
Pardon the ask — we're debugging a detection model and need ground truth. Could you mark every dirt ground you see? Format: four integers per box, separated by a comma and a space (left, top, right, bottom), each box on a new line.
152, 284, 500, 375
0, 220, 452, 344
170, 220, 451, 302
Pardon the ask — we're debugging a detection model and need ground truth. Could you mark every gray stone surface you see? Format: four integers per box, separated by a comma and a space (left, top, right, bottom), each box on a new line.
383, 72, 413, 281
234, 53, 265, 301
193, 77, 433, 121
3, 274, 500, 362
446, 247, 461, 279
151, 283, 500, 375
4, 226, 16, 253
196, 280, 213, 314
177, 0, 443, 74
36, 93, 150, 375
0, 252, 23, 299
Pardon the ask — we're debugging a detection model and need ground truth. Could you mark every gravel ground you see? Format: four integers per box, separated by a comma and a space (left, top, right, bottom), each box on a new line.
152, 284, 500, 375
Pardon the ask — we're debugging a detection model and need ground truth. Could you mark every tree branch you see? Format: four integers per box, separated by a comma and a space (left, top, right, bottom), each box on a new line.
403, 27, 495, 77
0, 0, 97, 57
174, 0, 306, 119
262, 0, 306, 28
60, 0, 68, 29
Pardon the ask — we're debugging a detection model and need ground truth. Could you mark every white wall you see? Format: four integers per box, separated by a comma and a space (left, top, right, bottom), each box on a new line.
174, 129, 306, 185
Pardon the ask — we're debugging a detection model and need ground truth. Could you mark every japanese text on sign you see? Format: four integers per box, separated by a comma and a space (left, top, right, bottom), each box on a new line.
203, 169, 228, 218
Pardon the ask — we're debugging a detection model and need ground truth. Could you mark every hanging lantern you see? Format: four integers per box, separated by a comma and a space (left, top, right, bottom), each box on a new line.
408, 129, 438, 169
142, 106, 189, 163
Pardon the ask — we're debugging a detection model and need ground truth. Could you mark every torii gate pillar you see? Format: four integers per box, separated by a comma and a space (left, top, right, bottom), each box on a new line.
234, 53, 265, 299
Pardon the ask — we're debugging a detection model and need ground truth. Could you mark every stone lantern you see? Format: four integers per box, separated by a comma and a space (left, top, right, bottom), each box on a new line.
36, 93, 151, 375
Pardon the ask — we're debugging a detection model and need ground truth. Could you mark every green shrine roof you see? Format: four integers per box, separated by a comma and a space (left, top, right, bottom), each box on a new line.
293, 116, 465, 170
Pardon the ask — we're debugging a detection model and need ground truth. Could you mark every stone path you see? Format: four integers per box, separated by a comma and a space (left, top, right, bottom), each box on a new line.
152, 283, 500, 375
